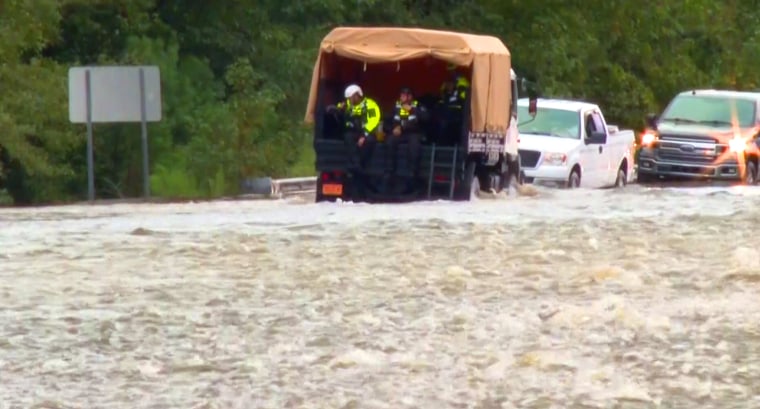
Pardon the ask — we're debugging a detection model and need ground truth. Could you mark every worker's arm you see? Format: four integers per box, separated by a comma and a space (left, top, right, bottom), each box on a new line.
363, 99, 381, 134
392, 105, 402, 127
327, 99, 348, 114
402, 104, 420, 132
457, 86, 468, 102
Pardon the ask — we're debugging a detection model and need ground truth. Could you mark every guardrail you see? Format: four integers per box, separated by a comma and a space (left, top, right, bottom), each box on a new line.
239, 176, 317, 198
250, 171, 646, 200
272, 176, 317, 196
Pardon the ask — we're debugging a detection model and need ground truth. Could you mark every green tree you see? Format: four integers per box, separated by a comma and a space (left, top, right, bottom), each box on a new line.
3, 0, 760, 204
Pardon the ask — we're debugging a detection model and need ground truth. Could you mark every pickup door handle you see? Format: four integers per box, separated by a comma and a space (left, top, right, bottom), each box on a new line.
598, 146, 603, 154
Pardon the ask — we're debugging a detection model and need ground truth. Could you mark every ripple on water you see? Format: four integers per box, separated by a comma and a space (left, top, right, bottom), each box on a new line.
1, 186, 760, 408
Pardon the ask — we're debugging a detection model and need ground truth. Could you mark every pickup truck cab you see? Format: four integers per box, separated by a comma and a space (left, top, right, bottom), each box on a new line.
516, 98, 635, 188
637, 89, 760, 184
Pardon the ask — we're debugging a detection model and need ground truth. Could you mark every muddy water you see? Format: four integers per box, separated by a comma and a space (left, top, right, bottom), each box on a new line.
2, 185, 760, 408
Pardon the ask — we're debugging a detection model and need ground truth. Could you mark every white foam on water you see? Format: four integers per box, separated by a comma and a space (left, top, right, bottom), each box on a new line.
2, 184, 759, 408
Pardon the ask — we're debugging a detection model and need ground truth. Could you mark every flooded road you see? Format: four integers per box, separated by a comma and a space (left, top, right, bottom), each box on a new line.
2, 185, 760, 408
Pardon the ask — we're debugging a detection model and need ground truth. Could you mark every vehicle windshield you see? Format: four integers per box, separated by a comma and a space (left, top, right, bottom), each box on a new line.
660, 95, 756, 127
518, 106, 580, 139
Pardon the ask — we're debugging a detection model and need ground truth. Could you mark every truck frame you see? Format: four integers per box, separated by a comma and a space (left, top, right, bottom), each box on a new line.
303, 27, 538, 203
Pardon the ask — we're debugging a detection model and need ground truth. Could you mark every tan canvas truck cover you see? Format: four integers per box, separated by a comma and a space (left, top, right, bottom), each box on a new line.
304, 27, 512, 134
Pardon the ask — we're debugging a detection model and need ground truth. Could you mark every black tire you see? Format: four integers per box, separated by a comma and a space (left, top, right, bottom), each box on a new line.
743, 160, 757, 185
315, 175, 326, 202
614, 166, 627, 188
567, 168, 581, 188
470, 171, 483, 199
499, 153, 520, 191
455, 161, 478, 200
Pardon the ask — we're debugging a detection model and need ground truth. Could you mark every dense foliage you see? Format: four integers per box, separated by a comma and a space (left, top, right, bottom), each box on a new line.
1, 0, 757, 204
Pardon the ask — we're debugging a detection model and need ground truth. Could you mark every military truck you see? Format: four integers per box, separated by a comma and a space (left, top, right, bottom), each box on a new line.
303, 27, 537, 203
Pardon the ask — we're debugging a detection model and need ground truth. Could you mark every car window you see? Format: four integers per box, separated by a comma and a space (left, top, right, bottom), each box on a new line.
518, 106, 580, 139
592, 112, 605, 132
584, 113, 596, 136
661, 95, 757, 127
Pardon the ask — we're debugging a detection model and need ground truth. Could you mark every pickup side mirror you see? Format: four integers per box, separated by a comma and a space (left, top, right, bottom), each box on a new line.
528, 97, 537, 117
646, 113, 658, 129
585, 130, 606, 144
518, 75, 540, 99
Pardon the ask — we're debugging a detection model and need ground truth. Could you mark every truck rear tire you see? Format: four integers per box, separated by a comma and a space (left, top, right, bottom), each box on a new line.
614, 167, 627, 187
567, 168, 581, 188
499, 153, 521, 191
743, 161, 757, 185
454, 161, 478, 200
470, 171, 482, 199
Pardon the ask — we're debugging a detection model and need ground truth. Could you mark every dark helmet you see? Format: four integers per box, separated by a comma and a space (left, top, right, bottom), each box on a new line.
399, 86, 413, 95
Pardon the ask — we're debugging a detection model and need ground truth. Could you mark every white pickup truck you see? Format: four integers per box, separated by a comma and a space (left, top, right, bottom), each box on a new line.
516, 98, 635, 188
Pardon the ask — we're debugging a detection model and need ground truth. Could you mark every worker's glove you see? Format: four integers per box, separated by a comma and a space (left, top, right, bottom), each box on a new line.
392, 126, 402, 136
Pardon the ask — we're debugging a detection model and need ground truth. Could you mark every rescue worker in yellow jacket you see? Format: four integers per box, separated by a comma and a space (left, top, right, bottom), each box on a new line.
440, 63, 470, 112
437, 64, 470, 144
334, 84, 382, 170
388, 86, 424, 179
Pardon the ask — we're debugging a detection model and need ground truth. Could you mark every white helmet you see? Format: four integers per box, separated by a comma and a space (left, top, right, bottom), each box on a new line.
344, 84, 363, 98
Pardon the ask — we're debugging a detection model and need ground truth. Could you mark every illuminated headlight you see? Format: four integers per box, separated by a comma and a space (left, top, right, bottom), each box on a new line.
641, 132, 657, 146
729, 137, 746, 153
543, 152, 567, 165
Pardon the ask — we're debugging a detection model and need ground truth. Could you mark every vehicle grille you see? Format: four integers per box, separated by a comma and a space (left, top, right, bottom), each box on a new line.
657, 151, 716, 164
659, 133, 719, 144
656, 134, 721, 164
519, 149, 541, 168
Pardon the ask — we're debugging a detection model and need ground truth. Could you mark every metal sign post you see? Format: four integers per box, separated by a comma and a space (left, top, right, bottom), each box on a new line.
68, 65, 162, 201
139, 68, 150, 199
85, 70, 95, 201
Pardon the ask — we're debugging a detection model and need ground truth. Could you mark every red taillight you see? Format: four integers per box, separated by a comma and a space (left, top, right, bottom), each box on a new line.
321, 173, 330, 181
434, 175, 448, 182
333, 171, 343, 178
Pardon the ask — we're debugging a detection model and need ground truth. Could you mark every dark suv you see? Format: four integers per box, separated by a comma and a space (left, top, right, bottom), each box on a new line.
637, 89, 760, 184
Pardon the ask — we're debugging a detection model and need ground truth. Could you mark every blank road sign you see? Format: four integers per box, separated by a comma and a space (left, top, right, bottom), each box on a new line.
68, 66, 162, 124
